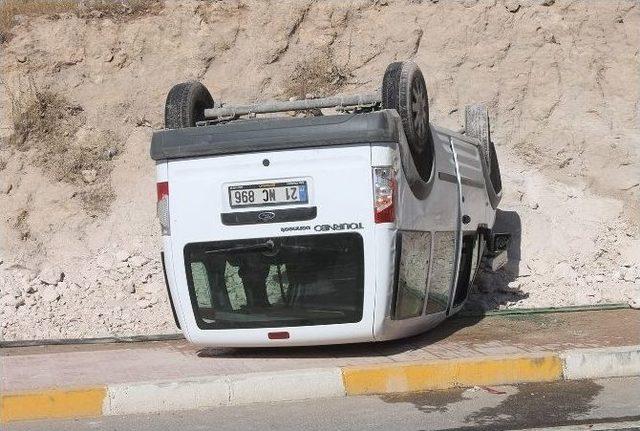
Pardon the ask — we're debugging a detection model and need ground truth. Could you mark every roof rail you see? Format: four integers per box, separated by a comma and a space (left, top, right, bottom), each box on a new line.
203, 92, 381, 120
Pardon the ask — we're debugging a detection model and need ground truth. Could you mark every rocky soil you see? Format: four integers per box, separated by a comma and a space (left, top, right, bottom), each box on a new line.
0, 0, 639, 340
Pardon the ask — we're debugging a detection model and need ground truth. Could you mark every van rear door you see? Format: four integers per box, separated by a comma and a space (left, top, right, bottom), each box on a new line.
165, 145, 377, 343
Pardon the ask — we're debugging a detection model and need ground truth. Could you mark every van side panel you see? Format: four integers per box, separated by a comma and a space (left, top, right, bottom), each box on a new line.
376, 128, 459, 340
452, 137, 495, 231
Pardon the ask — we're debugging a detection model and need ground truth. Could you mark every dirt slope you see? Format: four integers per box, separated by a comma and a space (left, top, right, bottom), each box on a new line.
0, 0, 638, 340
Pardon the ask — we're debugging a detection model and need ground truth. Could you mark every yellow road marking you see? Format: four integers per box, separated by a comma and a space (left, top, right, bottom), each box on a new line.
342, 354, 563, 395
0, 387, 106, 423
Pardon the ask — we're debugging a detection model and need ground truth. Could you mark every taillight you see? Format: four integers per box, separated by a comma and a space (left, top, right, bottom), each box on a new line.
268, 331, 290, 340
157, 181, 170, 235
373, 166, 396, 224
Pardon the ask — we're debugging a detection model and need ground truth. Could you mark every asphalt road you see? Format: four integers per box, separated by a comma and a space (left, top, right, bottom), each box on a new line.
8, 377, 640, 431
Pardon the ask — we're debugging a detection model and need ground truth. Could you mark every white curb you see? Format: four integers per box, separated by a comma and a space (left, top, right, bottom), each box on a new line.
103, 367, 344, 416
229, 367, 345, 405
98, 346, 640, 417
105, 377, 231, 415
561, 345, 640, 380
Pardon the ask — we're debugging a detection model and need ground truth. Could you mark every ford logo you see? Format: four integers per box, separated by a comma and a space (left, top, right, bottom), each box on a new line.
257, 211, 276, 222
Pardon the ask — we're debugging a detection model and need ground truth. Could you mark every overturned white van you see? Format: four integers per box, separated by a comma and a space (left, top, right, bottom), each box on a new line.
151, 61, 509, 347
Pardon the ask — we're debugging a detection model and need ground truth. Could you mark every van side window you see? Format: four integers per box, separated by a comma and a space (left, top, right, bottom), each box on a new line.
425, 231, 456, 314
452, 234, 479, 308
394, 231, 431, 319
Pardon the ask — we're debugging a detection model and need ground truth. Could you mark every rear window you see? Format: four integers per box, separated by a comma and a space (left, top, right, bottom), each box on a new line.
184, 233, 364, 329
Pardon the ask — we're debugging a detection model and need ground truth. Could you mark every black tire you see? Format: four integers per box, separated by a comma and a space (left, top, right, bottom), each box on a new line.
164, 81, 214, 129
464, 103, 502, 194
382, 61, 433, 181
488, 136, 502, 194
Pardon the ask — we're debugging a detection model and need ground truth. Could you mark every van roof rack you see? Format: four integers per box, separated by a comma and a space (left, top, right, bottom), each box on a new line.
199, 92, 381, 125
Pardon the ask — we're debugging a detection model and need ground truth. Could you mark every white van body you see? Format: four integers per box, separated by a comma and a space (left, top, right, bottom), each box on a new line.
152, 110, 501, 347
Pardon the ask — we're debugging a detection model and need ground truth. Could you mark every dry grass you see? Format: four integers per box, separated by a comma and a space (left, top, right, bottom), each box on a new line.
283, 51, 354, 100
0, 0, 75, 42
0, 0, 162, 43
195, 0, 247, 23
77, 0, 162, 18
8, 87, 83, 150
6, 83, 121, 213
13, 208, 31, 241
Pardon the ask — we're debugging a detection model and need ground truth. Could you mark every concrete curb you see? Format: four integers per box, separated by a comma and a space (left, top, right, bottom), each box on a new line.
1, 345, 638, 423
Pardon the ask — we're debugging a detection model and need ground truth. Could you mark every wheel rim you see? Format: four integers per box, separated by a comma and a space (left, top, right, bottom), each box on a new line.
410, 76, 428, 151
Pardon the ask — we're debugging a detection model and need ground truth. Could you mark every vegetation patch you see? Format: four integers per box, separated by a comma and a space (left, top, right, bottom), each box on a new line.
0, 0, 162, 43
195, 0, 247, 23
283, 50, 354, 100
7, 84, 121, 214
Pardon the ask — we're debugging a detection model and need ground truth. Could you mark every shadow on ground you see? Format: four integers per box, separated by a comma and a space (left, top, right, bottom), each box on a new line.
466, 209, 529, 311
197, 312, 485, 359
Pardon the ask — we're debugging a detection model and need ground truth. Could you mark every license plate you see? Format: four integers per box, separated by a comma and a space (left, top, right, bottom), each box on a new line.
228, 180, 308, 208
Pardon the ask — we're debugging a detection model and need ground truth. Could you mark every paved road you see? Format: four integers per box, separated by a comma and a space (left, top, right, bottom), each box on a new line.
8, 377, 640, 431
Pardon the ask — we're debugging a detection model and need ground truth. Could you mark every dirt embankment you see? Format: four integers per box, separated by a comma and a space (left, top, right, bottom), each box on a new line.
0, 0, 638, 340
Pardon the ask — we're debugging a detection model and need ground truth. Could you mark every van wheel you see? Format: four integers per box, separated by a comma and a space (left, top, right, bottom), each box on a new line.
382, 61, 433, 181
465, 103, 502, 194
164, 81, 214, 129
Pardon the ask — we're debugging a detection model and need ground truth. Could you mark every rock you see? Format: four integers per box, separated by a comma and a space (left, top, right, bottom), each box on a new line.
595, 274, 605, 283
137, 299, 151, 309
2, 305, 16, 319
540, 0, 554, 5
504, 0, 520, 13
116, 265, 132, 275
142, 284, 157, 295
1, 294, 19, 307
135, 272, 151, 285
109, 270, 124, 281
16, 55, 27, 63
10, 285, 22, 298
115, 250, 130, 262
507, 280, 521, 289
628, 291, 640, 309
40, 286, 61, 303
25, 295, 37, 307
624, 270, 635, 282
114, 259, 129, 269
25, 284, 38, 294
518, 264, 533, 277
589, 292, 602, 303
104, 146, 119, 160
135, 116, 152, 127
128, 255, 148, 268
96, 253, 114, 270
3, 183, 12, 194
39, 267, 64, 285
81, 169, 97, 183
102, 277, 115, 287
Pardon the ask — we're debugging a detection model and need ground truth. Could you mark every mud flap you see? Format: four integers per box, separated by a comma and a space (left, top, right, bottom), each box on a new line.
478, 227, 511, 272
161, 252, 181, 329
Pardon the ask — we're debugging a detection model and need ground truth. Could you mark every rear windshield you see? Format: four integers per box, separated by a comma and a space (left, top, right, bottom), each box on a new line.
184, 233, 364, 329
